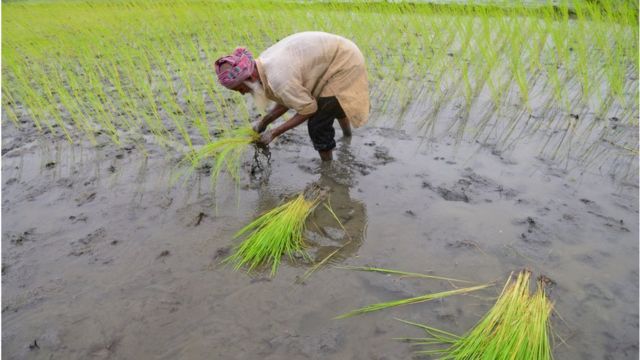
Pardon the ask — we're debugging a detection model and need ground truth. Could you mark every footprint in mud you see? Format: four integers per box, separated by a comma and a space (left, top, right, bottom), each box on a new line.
580, 198, 595, 205
446, 240, 481, 251
5, 178, 18, 186
75, 192, 97, 206
404, 210, 416, 217
560, 213, 577, 224
421, 168, 518, 204
512, 217, 551, 245
213, 246, 230, 261
79, 228, 106, 245
372, 146, 394, 165
347, 159, 375, 176
69, 214, 88, 223
438, 185, 470, 202
69, 227, 107, 256
6, 228, 36, 246
579, 198, 609, 215
478, 143, 518, 165
422, 180, 469, 202
55, 177, 74, 189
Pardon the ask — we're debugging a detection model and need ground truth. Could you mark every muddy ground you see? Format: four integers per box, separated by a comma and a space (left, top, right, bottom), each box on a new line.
2, 106, 638, 359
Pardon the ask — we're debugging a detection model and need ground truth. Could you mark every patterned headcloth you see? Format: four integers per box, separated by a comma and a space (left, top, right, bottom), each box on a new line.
214, 47, 255, 89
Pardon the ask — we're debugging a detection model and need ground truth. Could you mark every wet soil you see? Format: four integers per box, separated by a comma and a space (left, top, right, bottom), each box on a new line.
2, 114, 638, 359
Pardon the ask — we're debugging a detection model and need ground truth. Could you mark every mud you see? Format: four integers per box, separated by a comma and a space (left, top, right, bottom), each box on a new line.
2, 111, 638, 360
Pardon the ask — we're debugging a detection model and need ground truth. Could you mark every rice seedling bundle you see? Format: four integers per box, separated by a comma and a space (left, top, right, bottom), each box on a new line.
224, 191, 322, 276
399, 270, 553, 359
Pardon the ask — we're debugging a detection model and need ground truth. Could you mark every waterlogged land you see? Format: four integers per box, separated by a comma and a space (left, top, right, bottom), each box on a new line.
2, 0, 639, 359
2, 115, 638, 359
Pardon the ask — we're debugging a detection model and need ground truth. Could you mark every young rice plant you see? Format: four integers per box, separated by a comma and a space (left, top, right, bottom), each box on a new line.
335, 266, 492, 319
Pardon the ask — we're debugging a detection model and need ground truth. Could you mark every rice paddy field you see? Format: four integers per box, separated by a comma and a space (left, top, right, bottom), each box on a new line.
2, 0, 638, 359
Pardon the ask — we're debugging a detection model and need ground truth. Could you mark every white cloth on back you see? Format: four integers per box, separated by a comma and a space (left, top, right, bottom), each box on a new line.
255, 32, 370, 128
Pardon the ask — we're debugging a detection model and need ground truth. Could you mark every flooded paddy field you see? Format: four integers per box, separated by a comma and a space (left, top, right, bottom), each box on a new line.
2, 103, 637, 359
2, 1, 639, 359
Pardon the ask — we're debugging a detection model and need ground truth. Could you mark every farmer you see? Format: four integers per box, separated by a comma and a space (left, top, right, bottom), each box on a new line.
214, 31, 370, 161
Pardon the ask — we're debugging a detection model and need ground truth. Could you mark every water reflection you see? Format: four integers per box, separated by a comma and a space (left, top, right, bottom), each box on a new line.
309, 176, 366, 264
251, 137, 368, 270
303, 138, 368, 265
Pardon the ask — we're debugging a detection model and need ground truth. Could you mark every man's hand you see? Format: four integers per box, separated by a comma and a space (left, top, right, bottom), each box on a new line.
251, 119, 265, 133
257, 129, 274, 146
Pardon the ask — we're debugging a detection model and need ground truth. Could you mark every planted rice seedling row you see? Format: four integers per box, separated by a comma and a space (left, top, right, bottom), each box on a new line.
3, 0, 637, 180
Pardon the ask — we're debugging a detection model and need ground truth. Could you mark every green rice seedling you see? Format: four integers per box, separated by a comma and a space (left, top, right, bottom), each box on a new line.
338, 266, 473, 284
398, 270, 553, 360
1, 88, 21, 127
335, 283, 491, 320
180, 125, 259, 186
224, 190, 323, 277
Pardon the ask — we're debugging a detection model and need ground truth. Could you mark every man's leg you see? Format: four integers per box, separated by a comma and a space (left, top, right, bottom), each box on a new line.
337, 117, 352, 137
319, 149, 333, 161
308, 97, 339, 161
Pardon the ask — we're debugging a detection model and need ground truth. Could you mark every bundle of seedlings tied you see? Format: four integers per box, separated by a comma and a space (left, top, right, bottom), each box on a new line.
398, 270, 553, 360
224, 184, 330, 277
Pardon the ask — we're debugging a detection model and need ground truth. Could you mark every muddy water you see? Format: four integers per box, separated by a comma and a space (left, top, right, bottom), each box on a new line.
2, 116, 638, 359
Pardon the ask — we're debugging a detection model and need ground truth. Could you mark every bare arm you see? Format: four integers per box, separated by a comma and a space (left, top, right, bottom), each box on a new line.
271, 112, 313, 138
257, 103, 289, 132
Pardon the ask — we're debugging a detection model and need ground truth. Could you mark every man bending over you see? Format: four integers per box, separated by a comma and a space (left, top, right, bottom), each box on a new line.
215, 31, 370, 161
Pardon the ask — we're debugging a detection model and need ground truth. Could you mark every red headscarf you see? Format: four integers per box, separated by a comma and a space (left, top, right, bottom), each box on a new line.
214, 47, 255, 89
